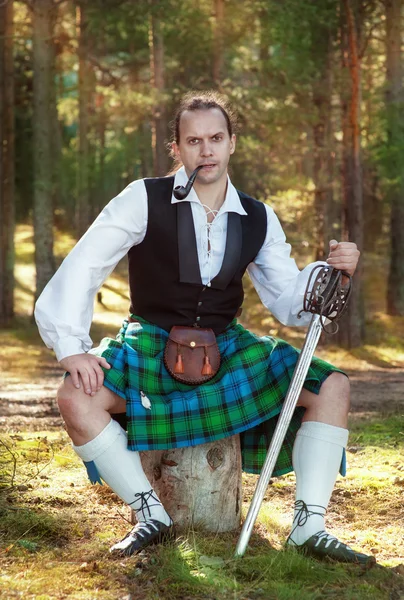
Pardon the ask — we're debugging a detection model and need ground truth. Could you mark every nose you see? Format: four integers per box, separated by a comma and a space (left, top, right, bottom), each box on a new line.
200, 141, 213, 157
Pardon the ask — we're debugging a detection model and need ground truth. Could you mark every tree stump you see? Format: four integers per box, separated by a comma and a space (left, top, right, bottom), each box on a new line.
134, 435, 242, 532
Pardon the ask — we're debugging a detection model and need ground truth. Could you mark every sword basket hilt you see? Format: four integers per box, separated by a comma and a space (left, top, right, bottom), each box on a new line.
298, 266, 352, 333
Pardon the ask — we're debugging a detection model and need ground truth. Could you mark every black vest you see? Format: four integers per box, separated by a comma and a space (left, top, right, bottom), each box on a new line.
128, 176, 267, 334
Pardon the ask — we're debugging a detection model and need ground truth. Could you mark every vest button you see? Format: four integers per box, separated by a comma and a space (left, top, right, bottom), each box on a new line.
196, 316, 201, 322
198, 301, 202, 306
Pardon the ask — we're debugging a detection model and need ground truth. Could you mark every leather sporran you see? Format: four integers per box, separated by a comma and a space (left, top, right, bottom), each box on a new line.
164, 326, 221, 385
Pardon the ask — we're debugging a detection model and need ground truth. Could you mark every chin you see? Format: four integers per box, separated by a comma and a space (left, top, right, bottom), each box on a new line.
197, 169, 224, 185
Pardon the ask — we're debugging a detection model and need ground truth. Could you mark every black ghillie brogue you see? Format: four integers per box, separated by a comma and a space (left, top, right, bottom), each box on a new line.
288, 530, 376, 567
109, 519, 175, 557
286, 501, 376, 567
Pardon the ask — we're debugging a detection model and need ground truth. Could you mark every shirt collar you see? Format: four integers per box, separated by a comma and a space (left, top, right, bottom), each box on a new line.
171, 165, 247, 216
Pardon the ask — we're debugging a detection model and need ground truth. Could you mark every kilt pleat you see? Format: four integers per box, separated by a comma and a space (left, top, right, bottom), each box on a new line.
89, 316, 344, 476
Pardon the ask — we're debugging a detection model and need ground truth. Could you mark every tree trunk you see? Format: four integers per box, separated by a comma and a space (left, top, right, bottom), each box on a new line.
338, 0, 364, 348
33, 0, 56, 301
312, 35, 333, 261
0, 0, 15, 326
96, 91, 107, 216
385, 0, 404, 315
363, 50, 383, 252
324, 65, 340, 250
149, 1, 168, 176
363, 163, 382, 253
212, 0, 225, 85
312, 99, 327, 261
140, 121, 153, 178
137, 436, 242, 532
50, 13, 62, 223
76, 1, 91, 237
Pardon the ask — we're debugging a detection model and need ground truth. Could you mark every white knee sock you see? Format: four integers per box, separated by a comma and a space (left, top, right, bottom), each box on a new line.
73, 419, 171, 526
288, 421, 349, 546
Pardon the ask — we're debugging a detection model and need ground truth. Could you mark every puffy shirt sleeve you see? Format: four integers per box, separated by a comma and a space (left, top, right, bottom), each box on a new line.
34, 179, 148, 361
247, 204, 327, 327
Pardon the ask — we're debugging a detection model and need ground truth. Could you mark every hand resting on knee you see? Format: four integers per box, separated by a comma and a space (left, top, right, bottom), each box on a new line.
59, 353, 111, 396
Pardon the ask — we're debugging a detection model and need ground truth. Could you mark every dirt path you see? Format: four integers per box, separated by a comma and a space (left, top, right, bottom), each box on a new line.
1, 367, 403, 432
348, 368, 404, 414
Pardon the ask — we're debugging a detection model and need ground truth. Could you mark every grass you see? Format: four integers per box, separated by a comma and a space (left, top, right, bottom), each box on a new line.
0, 427, 403, 599
0, 224, 403, 599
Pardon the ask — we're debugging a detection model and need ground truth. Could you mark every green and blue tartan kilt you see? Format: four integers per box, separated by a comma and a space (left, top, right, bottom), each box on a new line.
89, 316, 345, 476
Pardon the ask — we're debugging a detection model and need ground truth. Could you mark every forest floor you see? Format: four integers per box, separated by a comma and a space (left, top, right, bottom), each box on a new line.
0, 225, 403, 599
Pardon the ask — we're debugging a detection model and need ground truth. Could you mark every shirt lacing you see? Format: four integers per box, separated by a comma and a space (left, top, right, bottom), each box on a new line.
200, 204, 222, 286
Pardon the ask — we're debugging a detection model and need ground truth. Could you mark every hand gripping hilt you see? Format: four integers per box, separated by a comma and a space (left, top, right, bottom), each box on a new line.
298, 265, 352, 333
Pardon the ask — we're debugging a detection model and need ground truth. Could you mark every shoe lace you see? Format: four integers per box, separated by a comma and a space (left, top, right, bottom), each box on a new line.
128, 489, 161, 522
288, 500, 326, 544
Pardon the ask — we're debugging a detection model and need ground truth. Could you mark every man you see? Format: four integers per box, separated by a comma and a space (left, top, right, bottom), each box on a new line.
35, 91, 372, 565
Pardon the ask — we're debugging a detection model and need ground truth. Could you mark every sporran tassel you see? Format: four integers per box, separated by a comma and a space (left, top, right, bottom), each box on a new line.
174, 344, 184, 374
201, 346, 213, 375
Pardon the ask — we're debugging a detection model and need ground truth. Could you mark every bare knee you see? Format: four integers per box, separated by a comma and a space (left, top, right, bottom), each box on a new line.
324, 372, 350, 414
57, 377, 91, 428
57, 377, 125, 437
298, 372, 350, 424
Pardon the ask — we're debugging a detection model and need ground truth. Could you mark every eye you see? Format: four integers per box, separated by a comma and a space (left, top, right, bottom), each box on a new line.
188, 138, 199, 145
213, 135, 223, 142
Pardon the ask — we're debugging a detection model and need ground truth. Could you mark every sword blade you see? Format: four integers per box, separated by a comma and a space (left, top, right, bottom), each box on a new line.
235, 313, 323, 557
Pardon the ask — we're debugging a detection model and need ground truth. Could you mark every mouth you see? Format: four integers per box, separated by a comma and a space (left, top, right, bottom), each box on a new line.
198, 163, 217, 171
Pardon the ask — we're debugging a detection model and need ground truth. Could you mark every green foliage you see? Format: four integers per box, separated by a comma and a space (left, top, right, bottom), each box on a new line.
0, 500, 71, 548
373, 103, 404, 192
349, 416, 404, 447
0, 434, 60, 492
264, 0, 339, 85
12, 0, 393, 278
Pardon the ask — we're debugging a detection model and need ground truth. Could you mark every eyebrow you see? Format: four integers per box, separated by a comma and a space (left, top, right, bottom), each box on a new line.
185, 131, 226, 141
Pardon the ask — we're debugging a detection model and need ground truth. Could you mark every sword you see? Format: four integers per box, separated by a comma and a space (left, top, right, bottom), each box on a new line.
234, 266, 352, 558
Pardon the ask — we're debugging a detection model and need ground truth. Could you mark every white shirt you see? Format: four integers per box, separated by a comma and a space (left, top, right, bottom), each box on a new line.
34, 166, 325, 362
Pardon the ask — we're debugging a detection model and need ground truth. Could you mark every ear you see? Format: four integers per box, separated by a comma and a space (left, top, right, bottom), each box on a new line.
172, 141, 180, 159
229, 134, 236, 155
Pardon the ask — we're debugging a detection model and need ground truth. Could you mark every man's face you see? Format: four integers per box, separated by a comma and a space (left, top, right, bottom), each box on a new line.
172, 108, 236, 186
